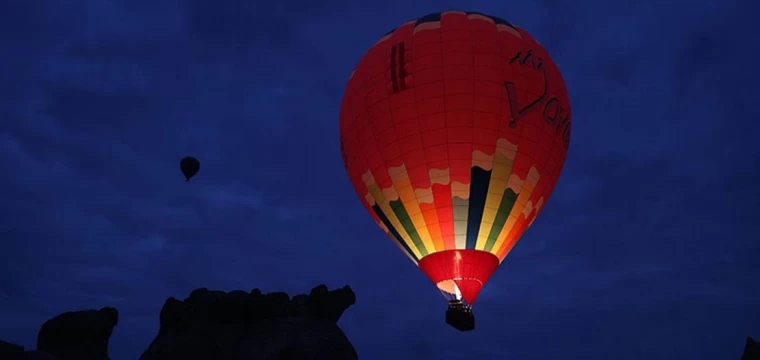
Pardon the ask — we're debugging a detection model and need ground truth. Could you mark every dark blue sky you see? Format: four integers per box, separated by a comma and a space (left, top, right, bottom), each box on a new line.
1, 0, 758, 359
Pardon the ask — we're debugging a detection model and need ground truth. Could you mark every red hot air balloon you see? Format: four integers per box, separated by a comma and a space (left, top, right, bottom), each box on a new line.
339, 11, 571, 331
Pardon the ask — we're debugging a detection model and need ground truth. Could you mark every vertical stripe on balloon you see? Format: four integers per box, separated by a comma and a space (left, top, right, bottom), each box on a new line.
430, 168, 457, 250
496, 167, 541, 259
477, 139, 518, 251
388, 165, 436, 252
451, 184, 470, 249
493, 167, 539, 256
372, 211, 419, 263
415, 187, 445, 251
466, 151, 493, 249
362, 171, 425, 258
487, 172, 526, 253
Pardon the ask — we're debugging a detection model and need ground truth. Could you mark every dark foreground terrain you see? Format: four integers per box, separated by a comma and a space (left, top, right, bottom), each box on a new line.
0, 284, 756, 359
0, 284, 357, 360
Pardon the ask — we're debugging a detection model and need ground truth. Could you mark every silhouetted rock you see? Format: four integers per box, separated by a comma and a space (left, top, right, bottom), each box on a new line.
140, 284, 357, 360
1, 285, 753, 359
25, 352, 59, 360
0, 340, 25, 360
0, 339, 58, 360
36, 307, 118, 360
743, 337, 760, 360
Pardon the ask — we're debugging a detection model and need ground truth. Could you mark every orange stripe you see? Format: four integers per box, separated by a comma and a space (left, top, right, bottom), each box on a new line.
432, 183, 456, 250
419, 202, 444, 251
496, 217, 526, 259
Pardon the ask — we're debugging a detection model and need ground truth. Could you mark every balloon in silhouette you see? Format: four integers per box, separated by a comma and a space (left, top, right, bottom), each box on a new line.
338, 11, 572, 331
180, 156, 200, 182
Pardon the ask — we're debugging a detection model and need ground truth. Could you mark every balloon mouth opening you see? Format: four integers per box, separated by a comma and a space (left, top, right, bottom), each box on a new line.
436, 279, 482, 306
419, 250, 499, 306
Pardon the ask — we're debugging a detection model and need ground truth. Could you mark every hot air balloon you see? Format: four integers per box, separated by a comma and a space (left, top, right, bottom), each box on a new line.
339, 11, 571, 331
180, 156, 200, 182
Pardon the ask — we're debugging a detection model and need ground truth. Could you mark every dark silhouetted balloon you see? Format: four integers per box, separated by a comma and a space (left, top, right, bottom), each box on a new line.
180, 156, 200, 182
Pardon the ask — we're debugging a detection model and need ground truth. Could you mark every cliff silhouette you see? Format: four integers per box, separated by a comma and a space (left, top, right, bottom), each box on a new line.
1, 284, 755, 359
0, 284, 357, 360
744, 337, 760, 360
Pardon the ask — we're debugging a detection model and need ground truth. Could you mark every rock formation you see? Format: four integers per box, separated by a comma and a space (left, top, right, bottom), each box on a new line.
37, 307, 118, 360
0, 340, 25, 359
0, 307, 117, 360
1, 288, 756, 359
140, 284, 357, 360
744, 337, 760, 360
0, 284, 356, 360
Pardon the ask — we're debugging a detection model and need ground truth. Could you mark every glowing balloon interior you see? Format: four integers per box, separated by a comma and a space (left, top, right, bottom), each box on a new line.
339, 11, 571, 329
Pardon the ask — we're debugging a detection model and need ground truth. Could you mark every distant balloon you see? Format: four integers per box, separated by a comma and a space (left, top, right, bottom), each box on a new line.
180, 156, 200, 182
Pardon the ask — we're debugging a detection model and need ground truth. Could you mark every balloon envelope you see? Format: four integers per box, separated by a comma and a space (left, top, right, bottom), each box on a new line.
339, 11, 572, 306
180, 156, 200, 181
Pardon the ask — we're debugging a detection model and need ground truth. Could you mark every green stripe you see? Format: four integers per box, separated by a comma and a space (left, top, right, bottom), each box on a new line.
371, 204, 419, 262
483, 188, 518, 252
388, 199, 429, 256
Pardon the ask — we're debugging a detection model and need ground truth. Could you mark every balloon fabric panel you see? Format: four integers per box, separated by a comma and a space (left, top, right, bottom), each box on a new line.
339, 11, 571, 303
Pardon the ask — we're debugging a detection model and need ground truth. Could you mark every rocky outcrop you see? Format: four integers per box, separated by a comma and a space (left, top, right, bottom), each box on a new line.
0, 339, 62, 360
139, 284, 358, 360
744, 337, 760, 360
0, 340, 25, 360
37, 307, 119, 360
1, 287, 756, 359
0, 284, 356, 360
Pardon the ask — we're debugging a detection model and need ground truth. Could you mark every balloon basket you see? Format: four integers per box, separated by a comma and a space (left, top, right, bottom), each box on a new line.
445, 300, 475, 331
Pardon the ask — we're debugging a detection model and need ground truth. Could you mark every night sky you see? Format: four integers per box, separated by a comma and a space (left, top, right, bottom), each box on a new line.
1, 0, 758, 359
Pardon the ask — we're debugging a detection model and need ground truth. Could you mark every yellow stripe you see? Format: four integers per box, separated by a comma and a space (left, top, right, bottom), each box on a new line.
490, 168, 539, 256
487, 173, 525, 256
475, 140, 518, 250
363, 172, 423, 259
388, 165, 436, 253
451, 181, 470, 249
475, 155, 514, 250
